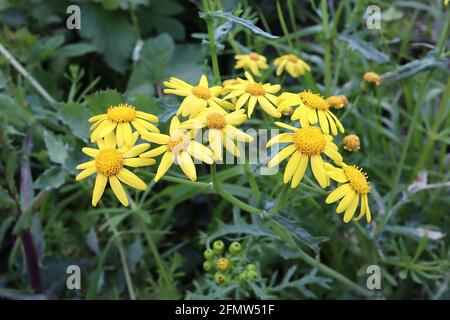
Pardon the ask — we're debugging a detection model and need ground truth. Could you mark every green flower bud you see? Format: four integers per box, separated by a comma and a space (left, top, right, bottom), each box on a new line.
203, 261, 213, 272
229, 241, 242, 255
214, 272, 227, 285
204, 249, 214, 260
247, 270, 258, 281
246, 264, 256, 271
239, 272, 248, 282
213, 240, 224, 254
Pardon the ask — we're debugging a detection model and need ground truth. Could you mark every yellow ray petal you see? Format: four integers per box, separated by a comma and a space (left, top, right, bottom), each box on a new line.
141, 132, 170, 144
291, 154, 308, 188
76, 160, 96, 170
268, 144, 297, 168
136, 111, 159, 123
336, 190, 356, 213
325, 183, 351, 204
124, 158, 156, 167
122, 143, 150, 158
154, 151, 174, 182
343, 195, 359, 223
116, 168, 147, 190
177, 151, 197, 181
284, 151, 301, 184
82, 147, 99, 158
76, 166, 96, 181
109, 175, 129, 206
266, 133, 293, 148
92, 174, 107, 207
140, 145, 168, 158
258, 96, 281, 118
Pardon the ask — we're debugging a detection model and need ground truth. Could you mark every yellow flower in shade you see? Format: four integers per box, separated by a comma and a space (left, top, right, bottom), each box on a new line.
343, 134, 361, 152
277, 90, 344, 136
179, 108, 253, 160
223, 71, 281, 118
163, 75, 233, 117
267, 122, 343, 188
88, 104, 159, 145
363, 72, 381, 85
273, 54, 311, 77
234, 52, 268, 76
326, 95, 348, 109
140, 116, 214, 182
75, 132, 154, 207
325, 163, 371, 223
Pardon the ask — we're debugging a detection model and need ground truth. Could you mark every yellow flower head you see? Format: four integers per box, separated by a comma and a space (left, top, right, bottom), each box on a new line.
216, 258, 230, 271
277, 90, 345, 136
163, 75, 234, 117
223, 71, 281, 118
88, 103, 159, 145
140, 116, 214, 182
273, 54, 311, 77
179, 108, 253, 161
363, 72, 381, 85
343, 134, 361, 152
325, 163, 371, 223
267, 122, 343, 189
75, 132, 155, 207
326, 95, 348, 109
234, 52, 268, 76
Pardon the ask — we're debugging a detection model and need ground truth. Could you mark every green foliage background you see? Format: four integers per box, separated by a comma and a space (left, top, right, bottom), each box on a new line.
0, 0, 449, 299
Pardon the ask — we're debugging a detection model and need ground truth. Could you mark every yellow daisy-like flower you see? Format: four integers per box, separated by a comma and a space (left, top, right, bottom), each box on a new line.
75, 132, 154, 207
163, 75, 233, 117
179, 108, 253, 160
277, 90, 344, 136
88, 103, 159, 146
267, 122, 343, 189
273, 54, 311, 77
363, 72, 381, 86
326, 95, 348, 109
224, 71, 281, 118
325, 163, 371, 223
234, 52, 268, 76
140, 116, 214, 182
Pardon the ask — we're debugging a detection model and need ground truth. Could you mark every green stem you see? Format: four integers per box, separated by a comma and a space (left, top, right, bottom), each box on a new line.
203, 0, 221, 85
104, 212, 136, 300
286, 0, 300, 48
144, 172, 212, 189
321, 0, 331, 96
128, 1, 142, 40
276, 0, 294, 49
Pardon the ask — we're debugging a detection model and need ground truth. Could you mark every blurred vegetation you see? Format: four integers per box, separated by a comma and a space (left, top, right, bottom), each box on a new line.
0, 0, 449, 299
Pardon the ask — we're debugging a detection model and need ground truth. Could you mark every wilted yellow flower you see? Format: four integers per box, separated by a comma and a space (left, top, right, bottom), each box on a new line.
88, 104, 159, 145
224, 71, 281, 118
273, 54, 310, 77
267, 122, 343, 188
140, 116, 214, 182
163, 75, 233, 117
326, 95, 348, 109
343, 134, 361, 152
76, 132, 154, 207
325, 163, 371, 223
234, 52, 268, 76
363, 72, 381, 85
277, 91, 344, 136
179, 108, 252, 160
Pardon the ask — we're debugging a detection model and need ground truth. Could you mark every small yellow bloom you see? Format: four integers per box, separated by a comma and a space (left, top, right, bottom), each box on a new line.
267, 122, 343, 188
216, 258, 230, 271
363, 72, 381, 85
164, 75, 233, 117
179, 108, 253, 160
234, 52, 268, 76
343, 134, 360, 152
76, 132, 154, 207
326, 95, 348, 109
277, 91, 344, 136
88, 104, 159, 145
140, 116, 214, 182
273, 54, 310, 77
224, 71, 281, 118
325, 163, 371, 223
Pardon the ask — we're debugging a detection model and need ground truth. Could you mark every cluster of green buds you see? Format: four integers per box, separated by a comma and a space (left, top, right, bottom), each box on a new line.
203, 240, 259, 286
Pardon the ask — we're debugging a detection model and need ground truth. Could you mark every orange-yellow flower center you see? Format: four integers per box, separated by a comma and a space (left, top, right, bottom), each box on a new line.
299, 91, 329, 111
343, 134, 360, 152
107, 104, 137, 123
206, 112, 226, 129
216, 258, 230, 271
245, 83, 265, 96
95, 149, 124, 176
343, 165, 370, 194
167, 133, 191, 155
326, 95, 348, 109
292, 127, 326, 155
192, 86, 211, 100
249, 52, 260, 61
286, 54, 299, 63
363, 72, 381, 85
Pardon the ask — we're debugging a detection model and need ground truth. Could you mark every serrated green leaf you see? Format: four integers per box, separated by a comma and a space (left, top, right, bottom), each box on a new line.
57, 102, 91, 140
58, 43, 97, 58
86, 89, 123, 115
43, 131, 68, 165
339, 34, 389, 63
34, 166, 68, 191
